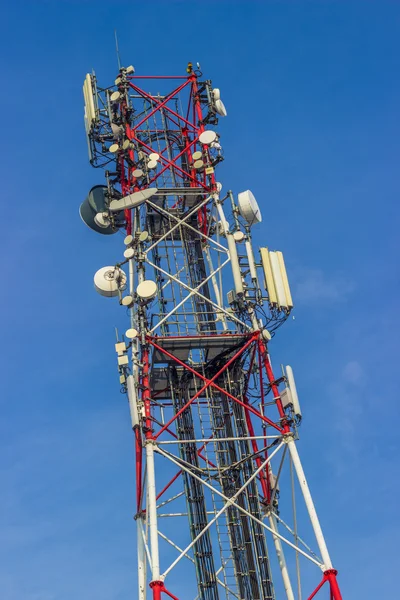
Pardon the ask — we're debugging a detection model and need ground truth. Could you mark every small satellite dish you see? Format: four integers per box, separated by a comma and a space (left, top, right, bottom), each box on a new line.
94, 212, 110, 229
216, 182, 223, 192
111, 123, 124, 138
124, 234, 134, 246
109, 143, 119, 153
237, 190, 262, 226
147, 159, 157, 170
125, 328, 138, 339
199, 130, 217, 145
210, 141, 221, 150
80, 186, 124, 235
123, 139, 132, 150
193, 159, 204, 170
233, 230, 245, 242
132, 169, 144, 178
122, 295, 134, 307
139, 231, 150, 243
110, 91, 121, 102
115, 77, 122, 86
109, 187, 158, 212
94, 266, 126, 297
215, 99, 227, 117
149, 152, 160, 161
123, 247, 135, 259
213, 88, 221, 100
126, 65, 135, 74
137, 280, 157, 301
192, 151, 202, 160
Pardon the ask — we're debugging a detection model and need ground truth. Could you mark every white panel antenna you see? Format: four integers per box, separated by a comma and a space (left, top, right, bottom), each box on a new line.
269, 251, 287, 308
276, 251, 293, 309
260, 247, 277, 306
83, 74, 96, 126
260, 248, 293, 310
285, 366, 302, 420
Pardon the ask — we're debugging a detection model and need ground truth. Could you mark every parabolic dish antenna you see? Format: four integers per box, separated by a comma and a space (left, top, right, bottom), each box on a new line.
110, 91, 121, 102
149, 152, 160, 161
137, 280, 157, 301
199, 130, 217, 145
193, 159, 204, 170
192, 151, 202, 160
147, 160, 158, 170
237, 190, 262, 226
125, 328, 138, 339
215, 99, 227, 117
94, 266, 126, 297
80, 186, 124, 235
213, 88, 221, 100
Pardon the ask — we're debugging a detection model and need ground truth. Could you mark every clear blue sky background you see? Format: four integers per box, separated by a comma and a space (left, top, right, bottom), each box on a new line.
1, 1, 399, 598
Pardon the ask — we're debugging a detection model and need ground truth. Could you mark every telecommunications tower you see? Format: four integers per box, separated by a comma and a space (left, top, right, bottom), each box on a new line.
80, 62, 342, 600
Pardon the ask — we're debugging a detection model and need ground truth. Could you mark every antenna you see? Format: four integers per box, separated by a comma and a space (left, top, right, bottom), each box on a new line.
114, 29, 121, 70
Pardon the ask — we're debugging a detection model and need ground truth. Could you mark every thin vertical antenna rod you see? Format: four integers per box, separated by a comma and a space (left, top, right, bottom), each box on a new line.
114, 30, 121, 70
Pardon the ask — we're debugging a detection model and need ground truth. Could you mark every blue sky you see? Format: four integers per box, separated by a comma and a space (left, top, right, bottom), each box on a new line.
1, 1, 399, 598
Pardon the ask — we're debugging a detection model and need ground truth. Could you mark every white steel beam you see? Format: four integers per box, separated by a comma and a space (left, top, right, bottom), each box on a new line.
160, 447, 280, 579
287, 438, 333, 570
156, 444, 323, 569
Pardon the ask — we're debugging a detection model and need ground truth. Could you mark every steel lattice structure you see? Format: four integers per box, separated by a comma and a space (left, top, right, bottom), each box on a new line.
80, 62, 343, 600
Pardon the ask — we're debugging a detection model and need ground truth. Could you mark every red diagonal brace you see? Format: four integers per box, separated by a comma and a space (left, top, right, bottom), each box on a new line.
147, 335, 284, 437
130, 79, 191, 133
129, 80, 197, 132
152, 334, 257, 439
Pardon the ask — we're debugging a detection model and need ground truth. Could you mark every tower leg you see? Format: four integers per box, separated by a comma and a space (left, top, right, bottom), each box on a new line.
146, 442, 161, 581
268, 513, 295, 600
137, 517, 147, 600
287, 439, 342, 599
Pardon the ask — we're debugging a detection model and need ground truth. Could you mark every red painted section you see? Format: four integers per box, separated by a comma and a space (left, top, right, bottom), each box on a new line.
148, 335, 284, 437
307, 570, 342, 600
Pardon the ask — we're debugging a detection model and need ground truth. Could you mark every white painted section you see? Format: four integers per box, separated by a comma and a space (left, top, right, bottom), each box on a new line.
245, 239, 258, 283
260, 247, 277, 305
156, 443, 323, 568
270, 251, 287, 309
268, 513, 295, 600
146, 443, 160, 580
127, 375, 139, 428
204, 246, 228, 330
277, 251, 293, 308
137, 517, 147, 599
287, 439, 332, 570
286, 366, 302, 418
226, 233, 244, 295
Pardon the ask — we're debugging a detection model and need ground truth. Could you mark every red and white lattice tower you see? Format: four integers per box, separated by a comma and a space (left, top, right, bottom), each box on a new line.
80, 62, 343, 600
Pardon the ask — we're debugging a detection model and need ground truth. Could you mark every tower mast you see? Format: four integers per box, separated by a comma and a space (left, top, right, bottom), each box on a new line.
80, 62, 342, 600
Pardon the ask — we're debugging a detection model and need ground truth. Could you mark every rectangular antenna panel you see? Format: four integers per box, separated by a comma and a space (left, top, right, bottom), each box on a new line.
269, 251, 287, 308
280, 386, 293, 409
276, 251, 293, 309
260, 247, 277, 305
83, 74, 96, 125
